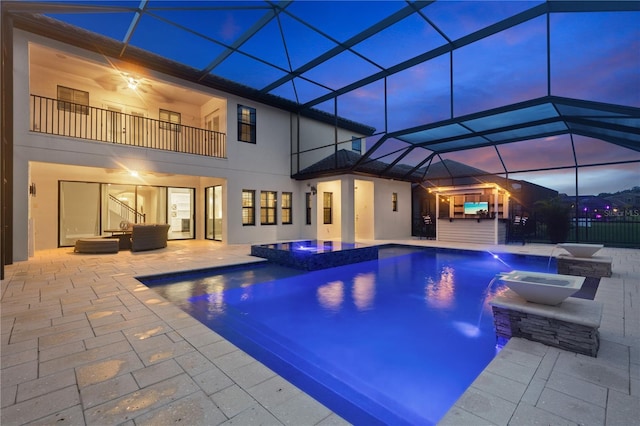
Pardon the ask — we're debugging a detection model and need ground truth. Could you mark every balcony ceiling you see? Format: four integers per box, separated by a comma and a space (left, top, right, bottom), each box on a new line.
4, 0, 640, 183
29, 44, 217, 106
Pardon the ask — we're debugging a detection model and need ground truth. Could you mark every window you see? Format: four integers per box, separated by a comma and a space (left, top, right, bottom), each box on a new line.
242, 190, 255, 226
306, 192, 312, 225
323, 192, 333, 225
261, 191, 277, 225
392, 192, 398, 212
352, 136, 362, 154
282, 192, 292, 224
57, 85, 89, 115
237, 105, 256, 143
159, 109, 181, 131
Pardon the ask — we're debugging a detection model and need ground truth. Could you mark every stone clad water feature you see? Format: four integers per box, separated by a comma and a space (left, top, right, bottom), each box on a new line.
490, 270, 603, 357
556, 243, 612, 278
490, 294, 603, 357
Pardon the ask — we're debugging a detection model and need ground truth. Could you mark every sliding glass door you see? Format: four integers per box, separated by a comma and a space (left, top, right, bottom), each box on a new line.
59, 181, 191, 246
103, 184, 136, 231
137, 186, 167, 225
59, 181, 100, 246
101, 185, 166, 231
168, 187, 194, 239
205, 185, 222, 241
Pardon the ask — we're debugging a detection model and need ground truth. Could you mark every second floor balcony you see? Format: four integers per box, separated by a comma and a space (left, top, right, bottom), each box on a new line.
30, 94, 227, 158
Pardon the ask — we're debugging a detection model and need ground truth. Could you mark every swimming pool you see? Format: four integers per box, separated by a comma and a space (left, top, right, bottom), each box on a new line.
143, 246, 554, 425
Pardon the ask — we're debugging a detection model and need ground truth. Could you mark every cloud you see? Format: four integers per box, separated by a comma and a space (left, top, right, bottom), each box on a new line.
220, 13, 242, 42
509, 164, 639, 195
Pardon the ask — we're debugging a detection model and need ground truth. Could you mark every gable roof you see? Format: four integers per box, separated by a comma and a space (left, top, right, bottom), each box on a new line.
295, 150, 496, 183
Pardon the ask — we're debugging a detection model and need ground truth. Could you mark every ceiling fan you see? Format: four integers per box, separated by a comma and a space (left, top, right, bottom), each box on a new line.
121, 73, 152, 92
94, 71, 170, 102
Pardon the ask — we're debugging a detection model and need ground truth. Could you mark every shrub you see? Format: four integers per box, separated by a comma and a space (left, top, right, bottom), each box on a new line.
535, 197, 572, 243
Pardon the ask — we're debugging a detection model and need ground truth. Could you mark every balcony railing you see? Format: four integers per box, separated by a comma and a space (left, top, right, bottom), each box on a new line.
30, 94, 226, 158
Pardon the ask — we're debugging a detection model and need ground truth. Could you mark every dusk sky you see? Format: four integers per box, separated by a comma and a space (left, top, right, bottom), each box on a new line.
44, 1, 640, 195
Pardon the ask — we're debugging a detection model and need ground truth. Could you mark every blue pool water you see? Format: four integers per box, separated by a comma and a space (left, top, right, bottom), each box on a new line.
143, 247, 554, 425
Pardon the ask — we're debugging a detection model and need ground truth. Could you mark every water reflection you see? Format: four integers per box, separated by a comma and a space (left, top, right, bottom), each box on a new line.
206, 292, 225, 317
240, 270, 256, 287
317, 280, 345, 312
240, 287, 253, 303
352, 273, 376, 311
425, 266, 455, 309
491, 285, 510, 300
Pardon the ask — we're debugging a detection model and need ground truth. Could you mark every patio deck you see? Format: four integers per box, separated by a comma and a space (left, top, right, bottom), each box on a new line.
1, 240, 638, 425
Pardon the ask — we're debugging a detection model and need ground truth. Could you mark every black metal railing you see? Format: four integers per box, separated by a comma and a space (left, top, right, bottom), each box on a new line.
30, 94, 226, 158
108, 195, 146, 224
508, 213, 640, 248
410, 213, 639, 248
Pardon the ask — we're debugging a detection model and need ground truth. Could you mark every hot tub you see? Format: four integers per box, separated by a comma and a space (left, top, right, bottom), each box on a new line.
250, 240, 379, 270
497, 270, 585, 305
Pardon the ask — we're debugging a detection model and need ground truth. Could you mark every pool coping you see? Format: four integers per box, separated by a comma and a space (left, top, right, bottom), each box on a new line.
490, 291, 603, 328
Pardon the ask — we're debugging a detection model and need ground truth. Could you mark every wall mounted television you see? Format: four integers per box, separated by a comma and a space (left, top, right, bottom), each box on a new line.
464, 201, 489, 215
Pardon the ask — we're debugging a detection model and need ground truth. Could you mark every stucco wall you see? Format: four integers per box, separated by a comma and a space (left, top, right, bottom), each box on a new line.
374, 178, 412, 240
292, 116, 367, 172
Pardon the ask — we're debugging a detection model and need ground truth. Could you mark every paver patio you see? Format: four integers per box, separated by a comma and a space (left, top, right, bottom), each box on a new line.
1, 240, 638, 425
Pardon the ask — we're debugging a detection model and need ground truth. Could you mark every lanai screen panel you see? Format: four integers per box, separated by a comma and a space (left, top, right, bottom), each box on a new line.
5, 0, 635, 186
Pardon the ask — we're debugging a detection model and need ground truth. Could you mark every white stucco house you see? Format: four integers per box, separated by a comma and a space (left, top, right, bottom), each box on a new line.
3, 13, 412, 267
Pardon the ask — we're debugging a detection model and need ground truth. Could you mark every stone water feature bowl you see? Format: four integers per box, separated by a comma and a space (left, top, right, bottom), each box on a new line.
557, 243, 603, 258
497, 270, 585, 306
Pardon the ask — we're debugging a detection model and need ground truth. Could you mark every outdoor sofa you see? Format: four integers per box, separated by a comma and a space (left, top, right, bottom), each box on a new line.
130, 223, 170, 252
74, 238, 119, 254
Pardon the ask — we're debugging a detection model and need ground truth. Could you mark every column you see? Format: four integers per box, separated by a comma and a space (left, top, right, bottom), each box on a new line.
341, 176, 355, 243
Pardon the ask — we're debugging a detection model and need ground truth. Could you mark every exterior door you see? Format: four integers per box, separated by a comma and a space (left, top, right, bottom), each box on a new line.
355, 180, 374, 240
129, 111, 145, 145
204, 112, 221, 156
205, 112, 220, 133
205, 185, 223, 241
168, 187, 194, 239
106, 106, 122, 143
